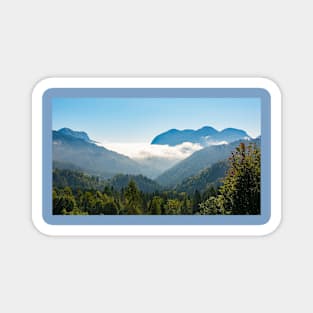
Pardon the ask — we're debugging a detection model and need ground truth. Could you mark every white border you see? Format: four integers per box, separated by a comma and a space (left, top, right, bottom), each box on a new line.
32, 77, 282, 236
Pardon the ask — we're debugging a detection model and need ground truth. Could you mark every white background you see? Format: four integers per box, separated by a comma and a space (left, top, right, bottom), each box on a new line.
0, 0, 310, 312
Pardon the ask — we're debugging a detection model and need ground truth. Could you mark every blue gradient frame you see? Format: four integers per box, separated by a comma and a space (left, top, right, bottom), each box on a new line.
43, 88, 270, 225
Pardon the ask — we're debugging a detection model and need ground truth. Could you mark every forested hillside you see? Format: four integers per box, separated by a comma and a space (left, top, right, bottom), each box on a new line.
175, 160, 228, 194
156, 139, 249, 187
54, 169, 162, 193
53, 142, 261, 215
53, 168, 107, 191
108, 174, 162, 193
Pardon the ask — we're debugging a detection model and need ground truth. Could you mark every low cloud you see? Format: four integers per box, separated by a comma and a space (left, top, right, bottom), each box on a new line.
96, 141, 203, 161
206, 140, 228, 146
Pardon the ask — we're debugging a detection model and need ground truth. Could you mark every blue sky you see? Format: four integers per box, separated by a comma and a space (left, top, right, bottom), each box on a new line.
52, 97, 261, 142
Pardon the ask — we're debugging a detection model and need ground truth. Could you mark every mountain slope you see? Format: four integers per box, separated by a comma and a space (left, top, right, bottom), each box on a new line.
156, 138, 259, 187
175, 160, 228, 194
132, 156, 180, 179
108, 174, 162, 193
151, 126, 250, 146
53, 168, 162, 193
53, 129, 148, 178
53, 168, 107, 190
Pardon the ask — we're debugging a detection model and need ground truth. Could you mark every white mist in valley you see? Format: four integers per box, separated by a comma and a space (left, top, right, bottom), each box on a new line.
95, 141, 203, 175
97, 141, 202, 160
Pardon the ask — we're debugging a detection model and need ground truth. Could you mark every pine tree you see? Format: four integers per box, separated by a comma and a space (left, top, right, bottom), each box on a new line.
124, 180, 142, 214
193, 189, 202, 214
53, 187, 78, 215
219, 142, 261, 214
150, 196, 162, 215
199, 143, 261, 215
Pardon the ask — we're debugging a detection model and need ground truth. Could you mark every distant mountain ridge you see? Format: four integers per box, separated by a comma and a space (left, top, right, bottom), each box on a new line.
151, 126, 250, 146
57, 127, 93, 143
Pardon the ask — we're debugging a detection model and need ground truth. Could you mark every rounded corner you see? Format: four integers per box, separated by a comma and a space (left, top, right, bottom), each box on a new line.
259, 213, 282, 236
31, 77, 281, 236
257, 77, 282, 99
32, 210, 56, 237
32, 77, 59, 100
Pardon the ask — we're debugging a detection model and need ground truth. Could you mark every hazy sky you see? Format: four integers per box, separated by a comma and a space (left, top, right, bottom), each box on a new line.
52, 97, 261, 142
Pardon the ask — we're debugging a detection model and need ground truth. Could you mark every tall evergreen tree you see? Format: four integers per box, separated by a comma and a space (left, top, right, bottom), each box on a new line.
124, 180, 142, 214
220, 142, 260, 214
199, 143, 261, 215
150, 196, 163, 215
221, 143, 261, 215
193, 190, 202, 214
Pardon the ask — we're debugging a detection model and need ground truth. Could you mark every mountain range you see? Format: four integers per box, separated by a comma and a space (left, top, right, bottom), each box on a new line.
151, 126, 250, 146
53, 126, 258, 189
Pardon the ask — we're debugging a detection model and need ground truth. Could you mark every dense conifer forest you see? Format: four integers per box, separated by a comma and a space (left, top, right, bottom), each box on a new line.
53, 142, 261, 215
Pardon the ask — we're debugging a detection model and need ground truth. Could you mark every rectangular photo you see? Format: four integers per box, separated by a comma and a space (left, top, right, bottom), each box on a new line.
52, 97, 261, 216
32, 77, 281, 235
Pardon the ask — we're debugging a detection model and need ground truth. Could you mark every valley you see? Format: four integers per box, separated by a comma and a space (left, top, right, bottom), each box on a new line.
52, 126, 261, 215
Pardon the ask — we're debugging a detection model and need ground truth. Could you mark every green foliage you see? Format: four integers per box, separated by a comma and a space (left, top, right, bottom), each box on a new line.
53, 168, 107, 191
175, 160, 228, 194
198, 195, 224, 215
156, 139, 254, 187
108, 174, 162, 193
164, 199, 182, 215
53, 187, 78, 215
221, 142, 260, 214
192, 190, 202, 214
149, 196, 163, 215
53, 187, 118, 215
124, 180, 143, 214
199, 143, 261, 215
53, 143, 260, 216
53, 169, 162, 193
